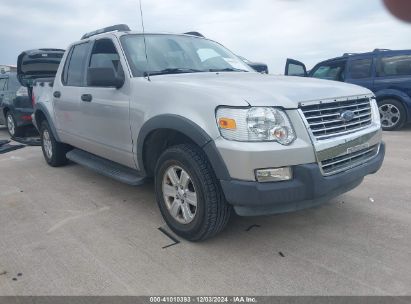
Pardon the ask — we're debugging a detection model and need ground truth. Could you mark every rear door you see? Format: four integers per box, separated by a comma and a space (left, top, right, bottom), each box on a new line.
345, 56, 375, 90
78, 37, 134, 168
285, 58, 307, 76
374, 52, 411, 100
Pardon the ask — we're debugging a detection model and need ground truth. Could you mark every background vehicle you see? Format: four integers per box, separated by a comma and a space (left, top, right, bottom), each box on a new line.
23, 25, 384, 241
0, 65, 17, 74
0, 70, 32, 137
238, 56, 269, 74
285, 49, 411, 131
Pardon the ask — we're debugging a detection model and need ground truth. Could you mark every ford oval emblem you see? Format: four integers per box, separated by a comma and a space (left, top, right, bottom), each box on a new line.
340, 110, 355, 122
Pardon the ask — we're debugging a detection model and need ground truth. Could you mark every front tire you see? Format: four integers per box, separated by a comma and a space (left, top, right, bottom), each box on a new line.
6, 111, 24, 137
155, 144, 231, 241
378, 99, 406, 131
40, 120, 70, 167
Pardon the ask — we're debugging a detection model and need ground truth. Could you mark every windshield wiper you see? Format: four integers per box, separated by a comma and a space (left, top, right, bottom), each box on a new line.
208, 68, 249, 72
146, 68, 204, 76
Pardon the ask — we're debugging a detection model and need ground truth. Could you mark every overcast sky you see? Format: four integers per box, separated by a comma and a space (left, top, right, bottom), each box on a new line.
0, 0, 410, 74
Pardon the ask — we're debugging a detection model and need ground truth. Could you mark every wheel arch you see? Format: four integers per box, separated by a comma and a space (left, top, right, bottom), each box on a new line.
3, 106, 10, 117
137, 114, 230, 181
375, 89, 411, 121
33, 104, 61, 142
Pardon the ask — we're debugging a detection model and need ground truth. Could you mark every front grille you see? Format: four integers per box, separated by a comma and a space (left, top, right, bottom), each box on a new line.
320, 144, 379, 176
300, 98, 372, 140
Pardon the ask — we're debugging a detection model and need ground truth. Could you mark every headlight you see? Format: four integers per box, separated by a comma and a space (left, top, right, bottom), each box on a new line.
216, 107, 296, 144
370, 97, 381, 127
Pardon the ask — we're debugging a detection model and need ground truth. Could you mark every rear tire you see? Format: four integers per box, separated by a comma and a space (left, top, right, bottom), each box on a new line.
378, 99, 406, 131
155, 144, 231, 241
40, 120, 70, 167
6, 111, 24, 138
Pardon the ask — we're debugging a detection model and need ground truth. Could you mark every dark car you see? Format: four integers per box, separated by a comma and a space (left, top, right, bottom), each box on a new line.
285, 49, 411, 130
0, 71, 33, 137
238, 56, 269, 74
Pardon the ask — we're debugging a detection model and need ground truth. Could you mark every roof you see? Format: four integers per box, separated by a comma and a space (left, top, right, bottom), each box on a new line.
319, 49, 411, 64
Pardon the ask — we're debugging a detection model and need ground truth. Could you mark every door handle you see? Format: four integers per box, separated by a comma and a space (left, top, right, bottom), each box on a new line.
81, 94, 92, 102
53, 91, 61, 98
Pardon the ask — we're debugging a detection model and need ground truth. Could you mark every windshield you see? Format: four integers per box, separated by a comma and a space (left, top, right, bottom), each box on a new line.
120, 34, 253, 76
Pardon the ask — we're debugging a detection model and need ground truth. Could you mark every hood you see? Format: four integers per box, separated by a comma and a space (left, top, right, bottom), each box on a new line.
149, 72, 372, 108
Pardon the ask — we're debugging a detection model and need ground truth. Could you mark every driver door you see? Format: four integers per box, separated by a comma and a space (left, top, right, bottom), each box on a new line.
79, 38, 135, 168
285, 58, 307, 76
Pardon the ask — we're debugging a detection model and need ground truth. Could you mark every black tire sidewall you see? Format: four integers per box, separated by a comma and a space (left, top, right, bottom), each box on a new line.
378, 99, 406, 131
155, 148, 210, 238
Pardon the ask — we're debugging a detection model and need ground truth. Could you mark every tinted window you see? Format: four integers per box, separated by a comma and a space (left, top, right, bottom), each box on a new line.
288, 63, 306, 76
3, 78, 8, 90
349, 58, 372, 79
0, 78, 7, 91
88, 39, 123, 85
64, 43, 89, 86
377, 55, 411, 77
7, 74, 20, 91
311, 61, 346, 81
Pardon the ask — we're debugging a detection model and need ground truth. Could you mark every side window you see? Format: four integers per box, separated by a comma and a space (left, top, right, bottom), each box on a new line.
349, 58, 372, 79
0, 78, 6, 91
63, 42, 90, 86
377, 55, 411, 77
8, 75, 21, 91
3, 78, 8, 91
288, 63, 306, 76
311, 61, 346, 81
88, 39, 123, 85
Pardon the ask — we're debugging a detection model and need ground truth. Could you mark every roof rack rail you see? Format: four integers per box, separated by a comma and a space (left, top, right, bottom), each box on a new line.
373, 48, 391, 52
183, 31, 205, 38
81, 24, 131, 40
342, 53, 358, 56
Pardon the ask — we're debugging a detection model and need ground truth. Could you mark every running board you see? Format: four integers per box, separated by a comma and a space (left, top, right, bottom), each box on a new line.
66, 149, 145, 186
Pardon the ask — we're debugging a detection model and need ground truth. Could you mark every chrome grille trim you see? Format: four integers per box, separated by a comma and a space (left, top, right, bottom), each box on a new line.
300, 97, 372, 140
320, 144, 379, 176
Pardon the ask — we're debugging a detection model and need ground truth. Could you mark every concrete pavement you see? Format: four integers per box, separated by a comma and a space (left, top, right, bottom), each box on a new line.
0, 125, 410, 295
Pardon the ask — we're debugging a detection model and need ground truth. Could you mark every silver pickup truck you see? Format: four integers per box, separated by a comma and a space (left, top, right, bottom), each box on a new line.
19, 24, 385, 241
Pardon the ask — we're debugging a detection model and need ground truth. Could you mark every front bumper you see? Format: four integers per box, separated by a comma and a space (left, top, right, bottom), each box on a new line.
220, 142, 385, 216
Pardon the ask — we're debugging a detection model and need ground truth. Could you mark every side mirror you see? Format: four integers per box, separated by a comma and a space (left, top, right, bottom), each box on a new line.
87, 67, 125, 89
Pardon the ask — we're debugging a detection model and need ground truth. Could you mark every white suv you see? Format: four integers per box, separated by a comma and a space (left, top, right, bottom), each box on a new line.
18, 25, 385, 241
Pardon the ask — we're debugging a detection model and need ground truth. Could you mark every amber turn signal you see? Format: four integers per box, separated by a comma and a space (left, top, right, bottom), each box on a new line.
218, 118, 237, 130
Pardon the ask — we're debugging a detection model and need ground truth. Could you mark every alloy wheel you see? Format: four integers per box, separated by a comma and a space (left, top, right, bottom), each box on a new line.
7, 114, 15, 136
379, 103, 400, 128
162, 165, 198, 224
42, 129, 53, 159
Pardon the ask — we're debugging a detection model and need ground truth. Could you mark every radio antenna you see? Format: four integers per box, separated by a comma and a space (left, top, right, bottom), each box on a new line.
139, 0, 150, 81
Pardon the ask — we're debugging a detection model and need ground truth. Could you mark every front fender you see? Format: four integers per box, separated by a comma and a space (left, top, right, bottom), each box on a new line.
136, 114, 231, 180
